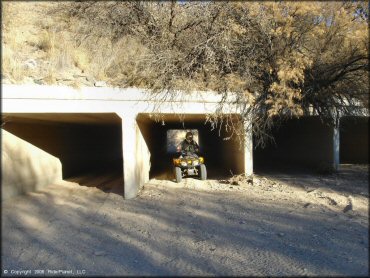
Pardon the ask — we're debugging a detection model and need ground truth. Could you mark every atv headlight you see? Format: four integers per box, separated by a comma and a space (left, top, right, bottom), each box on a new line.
199, 157, 204, 164
193, 161, 199, 166
181, 162, 187, 167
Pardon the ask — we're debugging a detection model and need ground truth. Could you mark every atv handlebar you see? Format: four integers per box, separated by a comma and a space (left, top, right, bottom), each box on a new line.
179, 151, 200, 158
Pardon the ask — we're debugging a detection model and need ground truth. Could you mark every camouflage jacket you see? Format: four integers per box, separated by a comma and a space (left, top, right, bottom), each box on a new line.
180, 139, 199, 154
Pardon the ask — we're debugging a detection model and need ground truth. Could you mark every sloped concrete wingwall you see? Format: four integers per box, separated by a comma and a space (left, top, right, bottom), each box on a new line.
1, 129, 63, 201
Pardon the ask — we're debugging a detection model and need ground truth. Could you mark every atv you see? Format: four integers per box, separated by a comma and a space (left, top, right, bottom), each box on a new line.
172, 153, 207, 183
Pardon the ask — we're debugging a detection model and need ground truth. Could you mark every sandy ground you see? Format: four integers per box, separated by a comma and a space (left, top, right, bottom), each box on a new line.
2, 165, 369, 276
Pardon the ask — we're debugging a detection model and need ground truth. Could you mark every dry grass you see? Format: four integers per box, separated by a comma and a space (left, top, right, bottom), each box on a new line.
2, 1, 155, 87
2, 2, 162, 88
72, 48, 90, 72
2, 2, 94, 85
2, 46, 32, 83
37, 30, 55, 53
43, 71, 56, 85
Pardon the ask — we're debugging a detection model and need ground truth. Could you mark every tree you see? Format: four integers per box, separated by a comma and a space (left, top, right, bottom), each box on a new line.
54, 1, 369, 145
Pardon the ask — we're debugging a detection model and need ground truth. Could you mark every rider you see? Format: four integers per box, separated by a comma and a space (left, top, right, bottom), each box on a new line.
178, 131, 199, 157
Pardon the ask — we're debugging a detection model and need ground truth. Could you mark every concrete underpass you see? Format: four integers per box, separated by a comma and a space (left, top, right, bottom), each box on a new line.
2, 84, 367, 200
137, 113, 245, 180
253, 116, 336, 173
2, 113, 124, 199
340, 116, 369, 164
2, 111, 250, 201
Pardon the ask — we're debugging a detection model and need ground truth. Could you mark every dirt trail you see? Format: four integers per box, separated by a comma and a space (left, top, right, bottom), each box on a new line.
2, 165, 368, 276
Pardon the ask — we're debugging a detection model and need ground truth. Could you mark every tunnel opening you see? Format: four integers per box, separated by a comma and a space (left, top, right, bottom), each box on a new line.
2, 113, 124, 195
253, 116, 334, 174
340, 116, 369, 164
136, 113, 245, 180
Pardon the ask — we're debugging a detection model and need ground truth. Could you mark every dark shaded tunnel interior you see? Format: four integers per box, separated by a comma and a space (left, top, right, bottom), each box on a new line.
340, 116, 369, 164
2, 113, 123, 194
136, 114, 245, 180
253, 116, 334, 173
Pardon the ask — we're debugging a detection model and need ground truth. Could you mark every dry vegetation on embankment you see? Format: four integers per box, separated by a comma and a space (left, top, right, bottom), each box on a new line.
2, 1, 368, 143
2, 2, 144, 88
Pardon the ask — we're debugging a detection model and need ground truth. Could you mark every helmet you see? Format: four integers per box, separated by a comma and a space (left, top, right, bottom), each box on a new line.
185, 131, 193, 142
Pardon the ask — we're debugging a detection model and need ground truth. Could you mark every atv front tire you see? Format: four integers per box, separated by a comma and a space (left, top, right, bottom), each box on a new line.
175, 167, 182, 183
199, 164, 207, 180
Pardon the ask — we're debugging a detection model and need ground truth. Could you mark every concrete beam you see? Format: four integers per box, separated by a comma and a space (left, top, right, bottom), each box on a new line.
2, 84, 240, 103
2, 84, 243, 115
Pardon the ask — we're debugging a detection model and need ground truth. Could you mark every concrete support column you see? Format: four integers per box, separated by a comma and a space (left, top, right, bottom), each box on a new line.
244, 120, 253, 176
119, 112, 150, 199
121, 114, 138, 199
333, 124, 340, 171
